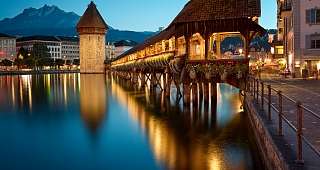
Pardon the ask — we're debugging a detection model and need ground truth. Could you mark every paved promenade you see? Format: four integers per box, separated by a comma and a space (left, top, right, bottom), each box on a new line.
259, 77, 320, 160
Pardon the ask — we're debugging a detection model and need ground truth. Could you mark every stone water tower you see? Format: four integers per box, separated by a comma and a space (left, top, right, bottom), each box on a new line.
77, 1, 108, 73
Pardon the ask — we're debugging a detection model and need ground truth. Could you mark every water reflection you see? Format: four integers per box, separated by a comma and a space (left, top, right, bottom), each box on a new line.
80, 74, 107, 132
111, 77, 261, 170
0, 74, 80, 114
0, 74, 261, 170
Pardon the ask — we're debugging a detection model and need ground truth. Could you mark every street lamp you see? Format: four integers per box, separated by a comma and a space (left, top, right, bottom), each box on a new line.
238, 48, 243, 55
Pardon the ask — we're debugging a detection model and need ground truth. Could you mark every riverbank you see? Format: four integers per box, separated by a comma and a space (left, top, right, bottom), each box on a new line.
245, 90, 320, 170
0, 70, 79, 75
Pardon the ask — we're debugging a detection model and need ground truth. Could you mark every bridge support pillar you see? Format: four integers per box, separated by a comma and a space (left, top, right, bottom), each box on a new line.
140, 73, 146, 88
192, 82, 199, 110
150, 72, 157, 93
204, 83, 210, 106
183, 83, 191, 106
211, 82, 218, 127
164, 73, 171, 98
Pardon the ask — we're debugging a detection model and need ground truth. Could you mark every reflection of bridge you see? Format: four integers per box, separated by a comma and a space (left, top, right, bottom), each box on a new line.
108, 0, 266, 102
111, 77, 253, 170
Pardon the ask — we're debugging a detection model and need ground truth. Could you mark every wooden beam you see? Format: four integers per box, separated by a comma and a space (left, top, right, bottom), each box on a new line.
205, 34, 209, 60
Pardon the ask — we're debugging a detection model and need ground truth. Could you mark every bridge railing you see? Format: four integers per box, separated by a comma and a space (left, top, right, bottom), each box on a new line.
246, 76, 320, 164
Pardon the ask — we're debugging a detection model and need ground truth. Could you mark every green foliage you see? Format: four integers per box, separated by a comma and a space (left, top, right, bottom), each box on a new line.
55, 59, 65, 66
73, 59, 80, 66
1, 59, 13, 66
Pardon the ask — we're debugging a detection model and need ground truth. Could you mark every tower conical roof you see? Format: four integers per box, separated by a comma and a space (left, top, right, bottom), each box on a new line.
77, 1, 108, 29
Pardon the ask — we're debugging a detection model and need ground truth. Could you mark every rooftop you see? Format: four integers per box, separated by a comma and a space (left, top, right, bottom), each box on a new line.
0, 33, 16, 39
17, 35, 79, 42
56, 36, 79, 42
171, 0, 261, 24
114, 40, 138, 47
17, 35, 60, 42
77, 1, 108, 30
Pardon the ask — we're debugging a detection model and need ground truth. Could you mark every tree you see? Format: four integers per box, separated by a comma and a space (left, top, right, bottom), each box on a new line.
30, 43, 50, 70
55, 59, 64, 68
73, 59, 80, 66
15, 47, 28, 69
1, 59, 13, 66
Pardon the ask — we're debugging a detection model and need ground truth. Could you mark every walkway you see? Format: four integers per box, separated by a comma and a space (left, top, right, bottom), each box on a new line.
251, 77, 320, 168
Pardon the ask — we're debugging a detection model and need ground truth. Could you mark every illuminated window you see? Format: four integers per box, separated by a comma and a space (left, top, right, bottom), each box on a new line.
195, 43, 201, 55
275, 46, 284, 54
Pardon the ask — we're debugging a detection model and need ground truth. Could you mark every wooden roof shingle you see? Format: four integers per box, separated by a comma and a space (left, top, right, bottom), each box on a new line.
171, 0, 261, 24
77, 1, 108, 30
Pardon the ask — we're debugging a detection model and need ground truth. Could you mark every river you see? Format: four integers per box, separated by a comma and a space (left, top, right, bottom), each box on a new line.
0, 74, 263, 170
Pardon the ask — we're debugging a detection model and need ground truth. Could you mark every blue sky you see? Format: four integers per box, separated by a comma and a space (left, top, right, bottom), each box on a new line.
0, 0, 277, 31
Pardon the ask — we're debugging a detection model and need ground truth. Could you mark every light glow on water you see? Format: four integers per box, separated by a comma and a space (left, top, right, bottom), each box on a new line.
0, 74, 262, 170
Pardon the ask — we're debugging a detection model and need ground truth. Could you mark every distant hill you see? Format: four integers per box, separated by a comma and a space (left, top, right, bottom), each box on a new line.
0, 5, 154, 43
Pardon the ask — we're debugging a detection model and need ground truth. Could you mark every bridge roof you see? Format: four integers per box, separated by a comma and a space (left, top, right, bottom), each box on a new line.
114, 0, 265, 61
77, 1, 108, 29
171, 0, 261, 24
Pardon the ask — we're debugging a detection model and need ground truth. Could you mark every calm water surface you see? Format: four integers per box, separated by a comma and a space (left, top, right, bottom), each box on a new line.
0, 74, 262, 170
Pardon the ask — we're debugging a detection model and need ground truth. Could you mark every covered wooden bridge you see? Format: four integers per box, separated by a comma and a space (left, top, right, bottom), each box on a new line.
109, 0, 266, 104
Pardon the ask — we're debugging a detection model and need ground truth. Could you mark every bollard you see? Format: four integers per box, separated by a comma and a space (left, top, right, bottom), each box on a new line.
268, 85, 272, 121
278, 91, 283, 136
295, 101, 304, 164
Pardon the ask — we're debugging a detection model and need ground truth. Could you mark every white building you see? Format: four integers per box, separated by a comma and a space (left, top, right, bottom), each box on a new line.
277, 0, 320, 76
17, 35, 116, 65
105, 42, 116, 61
0, 33, 16, 61
16, 36, 62, 60
57, 36, 79, 61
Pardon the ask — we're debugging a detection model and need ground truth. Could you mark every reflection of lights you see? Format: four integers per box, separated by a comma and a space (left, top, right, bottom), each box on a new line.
11, 78, 15, 107
21, 75, 33, 109
63, 74, 67, 105
80, 75, 106, 131
208, 154, 222, 170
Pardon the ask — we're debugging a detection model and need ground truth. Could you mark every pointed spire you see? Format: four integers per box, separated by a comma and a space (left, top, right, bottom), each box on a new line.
77, 1, 108, 30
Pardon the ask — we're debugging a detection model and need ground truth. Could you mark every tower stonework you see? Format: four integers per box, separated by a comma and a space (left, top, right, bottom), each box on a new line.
77, 2, 108, 74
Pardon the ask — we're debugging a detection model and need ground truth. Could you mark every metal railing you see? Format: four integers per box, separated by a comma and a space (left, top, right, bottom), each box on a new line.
246, 76, 320, 164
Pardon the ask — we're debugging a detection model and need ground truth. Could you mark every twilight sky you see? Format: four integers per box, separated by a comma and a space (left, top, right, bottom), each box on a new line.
0, 0, 277, 32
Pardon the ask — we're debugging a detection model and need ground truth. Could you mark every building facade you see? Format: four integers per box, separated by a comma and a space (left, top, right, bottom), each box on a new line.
58, 36, 80, 61
16, 36, 62, 60
105, 42, 116, 61
77, 2, 108, 73
16, 35, 115, 65
0, 33, 16, 61
277, 0, 320, 76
